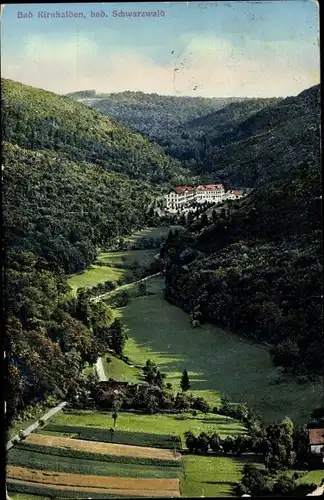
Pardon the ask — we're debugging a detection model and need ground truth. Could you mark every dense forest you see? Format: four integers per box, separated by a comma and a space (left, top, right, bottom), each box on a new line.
3, 78, 322, 427
162, 160, 322, 377
1, 79, 192, 423
200, 84, 321, 186
2, 79, 190, 185
71, 86, 320, 188
66, 89, 242, 139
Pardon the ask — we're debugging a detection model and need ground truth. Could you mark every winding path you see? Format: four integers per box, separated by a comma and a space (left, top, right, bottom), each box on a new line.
90, 272, 161, 303
95, 357, 108, 382
6, 401, 67, 451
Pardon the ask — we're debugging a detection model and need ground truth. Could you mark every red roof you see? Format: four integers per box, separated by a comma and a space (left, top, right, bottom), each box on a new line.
230, 189, 244, 196
197, 184, 224, 191
174, 186, 195, 194
309, 429, 324, 445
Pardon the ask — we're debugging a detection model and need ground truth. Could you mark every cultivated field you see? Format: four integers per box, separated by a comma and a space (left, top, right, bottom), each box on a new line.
49, 410, 244, 445
8, 446, 180, 479
8, 479, 180, 498
7, 466, 180, 492
24, 434, 182, 461
37, 424, 182, 449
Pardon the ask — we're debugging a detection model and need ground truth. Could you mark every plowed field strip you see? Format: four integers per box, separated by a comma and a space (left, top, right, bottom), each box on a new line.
7, 479, 181, 497
25, 434, 181, 461
7, 466, 180, 492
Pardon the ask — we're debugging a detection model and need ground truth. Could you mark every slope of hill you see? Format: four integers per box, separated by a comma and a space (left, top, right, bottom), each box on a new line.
162, 160, 322, 377
184, 97, 281, 135
1, 79, 189, 184
2, 78, 199, 273
65, 90, 243, 139
200, 84, 320, 186
2, 80, 177, 424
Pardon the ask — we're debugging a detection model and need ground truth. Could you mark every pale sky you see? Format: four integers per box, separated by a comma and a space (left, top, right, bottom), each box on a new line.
1, 1, 320, 97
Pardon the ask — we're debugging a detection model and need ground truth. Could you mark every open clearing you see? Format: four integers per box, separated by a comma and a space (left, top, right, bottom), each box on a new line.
181, 455, 259, 497
25, 434, 181, 461
68, 265, 124, 292
102, 353, 141, 382
98, 249, 157, 267
7, 467, 180, 495
50, 410, 244, 445
118, 285, 320, 424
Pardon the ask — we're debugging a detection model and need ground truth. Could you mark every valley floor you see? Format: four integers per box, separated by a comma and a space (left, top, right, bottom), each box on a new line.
114, 277, 320, 425
9, 227, 322, 498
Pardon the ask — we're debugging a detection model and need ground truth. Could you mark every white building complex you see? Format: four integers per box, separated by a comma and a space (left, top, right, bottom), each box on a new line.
164, 184, 244, 212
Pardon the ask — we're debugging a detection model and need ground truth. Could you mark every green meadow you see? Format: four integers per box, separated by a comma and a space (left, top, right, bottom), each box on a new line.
97, 249, 157, 267
116, 283, 319, 424
67, 265, 124, 292
102, 353, 141, 383
49, 410, 244, 446
181, 455, 260, 497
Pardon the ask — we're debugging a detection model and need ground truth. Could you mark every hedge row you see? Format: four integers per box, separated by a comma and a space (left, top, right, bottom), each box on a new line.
15, 442, 182, 468
7, 480, 130, 499
40, 424, 182, 449
7, 447, 180, 479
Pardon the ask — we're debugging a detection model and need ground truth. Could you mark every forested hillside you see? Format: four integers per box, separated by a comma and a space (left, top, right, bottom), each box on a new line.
66, 89, 241, 139
162, 160, 322, 376
67, 86, 320, 189
200, 84, 320, 186
1, 79, 190, 424
2, 79, 189, 184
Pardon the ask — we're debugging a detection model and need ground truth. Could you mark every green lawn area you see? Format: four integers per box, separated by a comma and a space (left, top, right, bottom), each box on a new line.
101, 276, 164, 306
123, 226, 175, 244
97, 249, 157, 267
293, 470, 324, 486
67, 265, 124, 292
118, 285, 320, 425
50, 410, 243, 446
38, 424, 182, 449
181, 454, 259, 497
101, 354, 141, 383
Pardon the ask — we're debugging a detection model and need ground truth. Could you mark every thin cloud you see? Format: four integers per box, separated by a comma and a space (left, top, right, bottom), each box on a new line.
1, 32, 320, 97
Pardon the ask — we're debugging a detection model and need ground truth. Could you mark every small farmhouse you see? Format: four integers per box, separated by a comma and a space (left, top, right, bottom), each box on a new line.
308, 428, 324, 469
309, 428, 324, 456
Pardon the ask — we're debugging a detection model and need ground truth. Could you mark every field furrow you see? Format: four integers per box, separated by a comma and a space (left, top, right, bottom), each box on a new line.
7, 467, 180, 494
8, 479, 181, 497
25, 434, 181, 460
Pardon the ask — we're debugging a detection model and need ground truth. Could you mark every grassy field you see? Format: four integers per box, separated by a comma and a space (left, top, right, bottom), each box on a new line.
49, 410, 243, 445
68, 265, 124, 292
102, 276, 164, 306
181, 455, 259, 497
118, 284, 320, 425
292, 470, 324, 486
98, 249, 157, 267
38, 425, 182, 449
102, 353, 141, 383
122, 226, 181, 244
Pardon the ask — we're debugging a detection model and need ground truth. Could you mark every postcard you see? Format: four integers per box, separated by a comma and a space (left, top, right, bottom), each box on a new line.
2, 2, 322, 499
